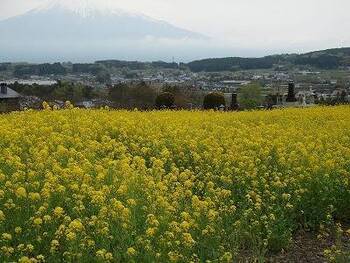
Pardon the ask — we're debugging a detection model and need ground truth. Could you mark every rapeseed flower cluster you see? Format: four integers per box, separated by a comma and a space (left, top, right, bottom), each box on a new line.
0, 106, 349, 262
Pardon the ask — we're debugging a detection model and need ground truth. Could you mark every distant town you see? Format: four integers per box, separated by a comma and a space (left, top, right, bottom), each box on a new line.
1, 47, 350, 112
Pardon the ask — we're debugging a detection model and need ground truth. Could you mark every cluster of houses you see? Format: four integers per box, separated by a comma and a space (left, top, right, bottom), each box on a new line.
268, 82, 316, 108
268, 82, 349, 108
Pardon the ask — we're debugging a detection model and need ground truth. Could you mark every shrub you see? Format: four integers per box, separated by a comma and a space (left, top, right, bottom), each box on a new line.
203, 92, 226, 109
155, 92, 175, 109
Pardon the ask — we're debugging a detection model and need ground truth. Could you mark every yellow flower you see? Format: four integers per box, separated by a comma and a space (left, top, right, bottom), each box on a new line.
1, 246, 14, 257
282, 193, 291, 200
42, 101, 51, 110
183, 233, 195, 247
127, 247, 137, 256
146, 227, 156, 237
33, 218, 43, 226
0, 210, 5, 221
43, 215, 52, 222
207, 209, 218, 222
15, 227, 22, 234
180, 221, 190, 231
66, 232, 76, 241
53, 207, 65, 217
127, 198, 136, 206
96, 249, 107, 258
26, 244, 34, 252
18, 256, 31, 263
0, 105, 349, 261
68, 219, 84, 232
87, 239, 95, 248
50, 239, 59, 252
168, 251, 180, 262
105, 252, 113, 260
15, 187, 27, 198
2, 233, 12, 240
64, 101, 74, 109
28, 192, 41, 201
220, 252, 233, 262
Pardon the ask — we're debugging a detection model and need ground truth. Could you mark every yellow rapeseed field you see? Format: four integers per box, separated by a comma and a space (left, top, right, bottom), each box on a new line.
0, 106, 350, 262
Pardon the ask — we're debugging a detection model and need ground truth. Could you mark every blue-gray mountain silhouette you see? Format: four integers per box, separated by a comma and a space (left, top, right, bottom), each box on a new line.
0, 3, 210, 62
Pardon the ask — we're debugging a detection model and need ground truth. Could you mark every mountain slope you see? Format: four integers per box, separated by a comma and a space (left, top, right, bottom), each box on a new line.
0, 3, 204, 42
0, 1, 208, 62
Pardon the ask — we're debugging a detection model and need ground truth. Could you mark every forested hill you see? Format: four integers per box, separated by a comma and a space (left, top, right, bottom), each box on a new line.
187, 47, 350, 72
2, 47, 350, 76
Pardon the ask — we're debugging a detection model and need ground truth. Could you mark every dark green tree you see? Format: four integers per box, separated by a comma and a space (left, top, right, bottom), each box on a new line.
203, 92, 226, 110
108, 82, 157, 109
130, 82, 157, 109
340, 90, 347, 103
155, 92, 175, 108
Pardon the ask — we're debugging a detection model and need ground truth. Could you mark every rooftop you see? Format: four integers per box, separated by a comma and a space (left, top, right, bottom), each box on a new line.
0, 85, 21, 99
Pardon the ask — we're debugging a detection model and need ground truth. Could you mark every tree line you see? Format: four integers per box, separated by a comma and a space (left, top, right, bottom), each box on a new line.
10, 60, 181, 78
9, 81, 96, 102
187, 48, 350, 72
6, 47, 350, 78
9, 80, 268, 110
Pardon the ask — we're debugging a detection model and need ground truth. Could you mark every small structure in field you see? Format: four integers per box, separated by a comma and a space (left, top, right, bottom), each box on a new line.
270, 81, 316, 108
0, 83, 21, 113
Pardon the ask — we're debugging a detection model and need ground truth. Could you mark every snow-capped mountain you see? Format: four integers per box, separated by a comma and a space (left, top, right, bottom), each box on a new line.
0, 1, 204, 41
37, 0, 129, 18
0, 0, 211, 62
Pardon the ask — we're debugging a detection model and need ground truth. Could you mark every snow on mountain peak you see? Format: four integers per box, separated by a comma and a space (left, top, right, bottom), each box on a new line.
38, 0, 132, 18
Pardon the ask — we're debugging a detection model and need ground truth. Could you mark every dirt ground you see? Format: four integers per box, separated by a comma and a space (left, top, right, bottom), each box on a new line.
236, 223, 350, 262
270, 226, 350, 263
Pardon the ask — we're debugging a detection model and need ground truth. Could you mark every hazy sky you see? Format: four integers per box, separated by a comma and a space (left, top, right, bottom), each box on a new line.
1, 0, 350, 55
